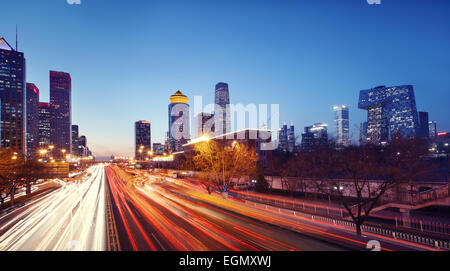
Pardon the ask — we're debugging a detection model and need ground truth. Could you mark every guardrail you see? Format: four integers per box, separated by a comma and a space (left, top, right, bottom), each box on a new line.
242, 199, 450, 250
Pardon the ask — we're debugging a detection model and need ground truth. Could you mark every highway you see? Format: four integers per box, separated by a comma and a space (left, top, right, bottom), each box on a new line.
0, 164, 107, 251
0, 164, 443, 251
106, 166, 445, 251
107, 166, 349, 251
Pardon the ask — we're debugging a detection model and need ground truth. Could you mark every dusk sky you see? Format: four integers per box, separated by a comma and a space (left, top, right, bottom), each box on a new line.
1, 0, 449, 158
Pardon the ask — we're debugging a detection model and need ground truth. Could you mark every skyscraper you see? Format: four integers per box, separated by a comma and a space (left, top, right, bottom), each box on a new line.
429, 121, 437, 138
72, 124, 79, 155
360, 121, 368, 145
334, 105, 350, 147
78, 135, 87, 157
26, 83, 40, 157
135, 120, 151, 160
168, 91, 190, 152
0, 37, 26, 154
194, 112, 215, 138
301, 123, 328, 150
417, 111, 430, 138
214, 82, 231, 136
277, 122, 288, 152
38, 102, 51, 147
288, 123, 296, 152
358, 85, 419, 144
50, 71, 72, 155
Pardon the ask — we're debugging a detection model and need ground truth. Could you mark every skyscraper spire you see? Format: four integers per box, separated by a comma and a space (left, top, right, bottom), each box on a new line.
15, 24, 18, 51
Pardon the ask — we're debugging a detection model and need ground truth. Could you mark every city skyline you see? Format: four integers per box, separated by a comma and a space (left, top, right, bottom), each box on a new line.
2, 0, 450, 157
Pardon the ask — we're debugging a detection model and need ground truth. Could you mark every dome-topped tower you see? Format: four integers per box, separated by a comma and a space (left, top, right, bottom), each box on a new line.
170, 90, 188, 104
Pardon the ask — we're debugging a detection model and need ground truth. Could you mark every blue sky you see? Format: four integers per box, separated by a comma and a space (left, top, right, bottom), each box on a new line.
2, 0, 450, 157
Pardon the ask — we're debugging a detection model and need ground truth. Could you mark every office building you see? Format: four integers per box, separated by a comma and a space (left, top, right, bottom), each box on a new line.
429, 121, 437, 138
0, 37, 26, 154
360, 121, 368, 145
214, 82, 231, 136
277, 123, 288, 152
358, 85, 419, 144
288, 123, 295, 152
26, 83, 40, 157
417, 111, 429, 138
168, 91, 190, 152
50, 71, 72, 155
72, 124, 79, 155
301, 123, 328, 150
334, 105, 350, 146
38, 102, 51, 147
135, 120, 151, 160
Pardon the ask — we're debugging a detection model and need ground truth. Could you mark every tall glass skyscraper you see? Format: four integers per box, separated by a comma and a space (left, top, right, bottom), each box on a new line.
26, 83, 40, 157
0, 37, 26, 154
214, 82, 231, 136
38, 102, 51, 148
135, 120, 151, 160
168, 91, 190, 152
358, 85, 419, 144
72, 124, 79, 155
50, 71, 72, 155
334, 105, 350, 146
429, 121, 437, 138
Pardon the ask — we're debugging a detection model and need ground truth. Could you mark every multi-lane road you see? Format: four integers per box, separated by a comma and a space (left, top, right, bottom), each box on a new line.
0, 164, 106, 251
0, 164, 444, 251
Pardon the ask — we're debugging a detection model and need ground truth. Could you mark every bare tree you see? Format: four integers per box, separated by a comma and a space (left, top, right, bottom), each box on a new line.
0, 150, 24, 206
292, 144, 399, 236
192, 140, 258, 196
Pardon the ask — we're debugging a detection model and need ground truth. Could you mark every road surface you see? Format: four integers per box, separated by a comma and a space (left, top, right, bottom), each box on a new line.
0, 164, 107, 251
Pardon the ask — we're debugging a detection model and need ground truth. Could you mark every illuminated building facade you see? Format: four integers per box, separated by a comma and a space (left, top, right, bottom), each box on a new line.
38, 102, 51, 147
214, 82, 231, 136
168, 91, 190, 152
301, 123, 328, 150
334, 105, 350, 146
26, 83, 40, 157
358, 85, 419, 144
429, 121, 437, 138
50, 71, 72, 155
135, 120, 151, 160
0, 37, 26, 154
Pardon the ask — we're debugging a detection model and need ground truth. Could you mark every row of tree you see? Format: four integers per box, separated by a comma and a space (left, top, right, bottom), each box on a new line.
180, 134, 444, 235
267, 135, 440, 235
0, 150, 45, 207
